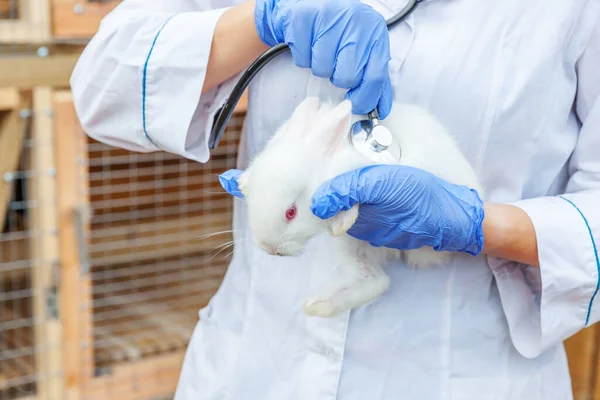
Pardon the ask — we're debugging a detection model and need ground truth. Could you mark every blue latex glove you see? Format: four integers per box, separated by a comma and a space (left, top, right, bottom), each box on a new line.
310, 165, 485, 255
218, 169, 245, 199
254, 0, 393, 118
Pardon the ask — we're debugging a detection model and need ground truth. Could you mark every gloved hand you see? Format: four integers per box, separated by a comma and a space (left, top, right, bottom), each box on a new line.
254, 0, 393, 118
310, 165, 485, 255
218, 169, 245, 199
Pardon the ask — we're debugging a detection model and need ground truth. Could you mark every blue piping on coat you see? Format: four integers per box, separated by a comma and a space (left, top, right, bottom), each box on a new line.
559, 196, 600, 326
142, 15, 176, 148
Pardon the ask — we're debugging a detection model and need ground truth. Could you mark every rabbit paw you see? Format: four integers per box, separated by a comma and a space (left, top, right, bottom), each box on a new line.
302, 269, 390, 318
302, 298, 338, 318
328, 204, 359, 237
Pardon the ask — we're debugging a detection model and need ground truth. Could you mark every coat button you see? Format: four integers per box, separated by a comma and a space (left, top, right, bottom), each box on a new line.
322, 347, 334, 358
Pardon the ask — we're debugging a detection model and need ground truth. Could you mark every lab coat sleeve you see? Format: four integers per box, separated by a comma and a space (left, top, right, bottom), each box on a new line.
70, 0, 241, 163
487, 12, 600, 359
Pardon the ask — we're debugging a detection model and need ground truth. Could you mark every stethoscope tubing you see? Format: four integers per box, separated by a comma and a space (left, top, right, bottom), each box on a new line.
208, 0, 421, 149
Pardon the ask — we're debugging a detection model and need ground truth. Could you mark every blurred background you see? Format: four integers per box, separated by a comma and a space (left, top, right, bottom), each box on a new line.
0, 1, 598, 400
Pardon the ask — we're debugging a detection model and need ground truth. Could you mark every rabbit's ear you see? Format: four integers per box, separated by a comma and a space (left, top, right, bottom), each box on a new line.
289, 97, 321, 126
218, 169, 248, 199
269, 97, 321, 143
320, 100, 352, 154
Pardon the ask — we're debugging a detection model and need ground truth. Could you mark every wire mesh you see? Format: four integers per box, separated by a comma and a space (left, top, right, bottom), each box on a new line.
0, 102, 60, 399
1, 0, 242, 395
0, 166, 38, 400
81, 112, 243, 398
0, 85, 243, 400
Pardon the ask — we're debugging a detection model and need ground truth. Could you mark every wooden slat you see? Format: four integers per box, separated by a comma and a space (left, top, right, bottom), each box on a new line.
0, 0, 12, 18
93, 324, 142, 364
0, 236, 29, 282
101, 293, 193, 340
0, 46, 253, 106
0, 20, 50, 44
89, 212, 233, 266
91, 285, 217, 359
82, 351, 185, 400
0, 0, 51, 43
1, 306, 35, 373
54, 89, 93, 400
24, 0, 52, 42
51, 0, 119, 39
591, 327, 600, 400
0, 51, 80, 88
0, 305, 36, 396
0, 374, 9, 391
0, 88, 19, 110
28, 86, 64, 400
91, 271, 220, 366
0, 92, 27, 230
565, 326, 599, 400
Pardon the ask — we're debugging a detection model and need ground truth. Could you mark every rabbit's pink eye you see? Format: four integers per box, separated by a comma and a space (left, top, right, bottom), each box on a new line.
285, 205, 297, 221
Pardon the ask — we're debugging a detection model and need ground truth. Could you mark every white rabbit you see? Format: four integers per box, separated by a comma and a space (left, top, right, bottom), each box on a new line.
233, 97, 484, 317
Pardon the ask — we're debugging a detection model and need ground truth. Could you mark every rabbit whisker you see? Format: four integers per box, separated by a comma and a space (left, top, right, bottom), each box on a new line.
195, 229, 238, 241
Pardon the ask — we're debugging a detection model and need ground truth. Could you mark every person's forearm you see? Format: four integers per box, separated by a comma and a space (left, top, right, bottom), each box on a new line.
202, 0, 269, 94
481, 203, 540, 267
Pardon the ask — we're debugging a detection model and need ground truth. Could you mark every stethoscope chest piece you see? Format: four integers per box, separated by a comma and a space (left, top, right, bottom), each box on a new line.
349, 114, 402, 164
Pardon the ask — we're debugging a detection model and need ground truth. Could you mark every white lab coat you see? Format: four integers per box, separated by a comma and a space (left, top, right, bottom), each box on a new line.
70, 0, 600, 398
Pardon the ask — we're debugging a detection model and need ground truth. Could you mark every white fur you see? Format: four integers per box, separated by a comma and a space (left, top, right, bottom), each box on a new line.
237, 98, 484, 317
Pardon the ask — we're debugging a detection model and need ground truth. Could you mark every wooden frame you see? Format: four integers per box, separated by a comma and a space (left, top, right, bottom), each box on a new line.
54, 89, 94, 400
594, 329, 600, 399
0, 87, 55, 397
82, 351, 185, 400
0, 88, 19, 110
0, 0, 52, 43
1, 0, 120, 43
0, 46, 83, 88
51, 0, 119, 39
46, 88, 245, 400
28, 87, 64, 399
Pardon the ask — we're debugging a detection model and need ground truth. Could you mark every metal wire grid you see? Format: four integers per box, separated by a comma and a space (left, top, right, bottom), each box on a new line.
81, 113, 243, 395
0, 90, 244, 400
2, 0, 244, 395
0, 106, 59, 399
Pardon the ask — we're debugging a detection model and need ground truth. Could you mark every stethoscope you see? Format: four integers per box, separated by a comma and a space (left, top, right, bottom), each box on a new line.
208, 0, 423, 162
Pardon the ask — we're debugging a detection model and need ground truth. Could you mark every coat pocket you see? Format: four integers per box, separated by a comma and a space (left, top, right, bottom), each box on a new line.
174, 305, 241, 400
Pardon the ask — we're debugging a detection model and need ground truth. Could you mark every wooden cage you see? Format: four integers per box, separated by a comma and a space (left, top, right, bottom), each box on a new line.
0, 87, 246, 400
